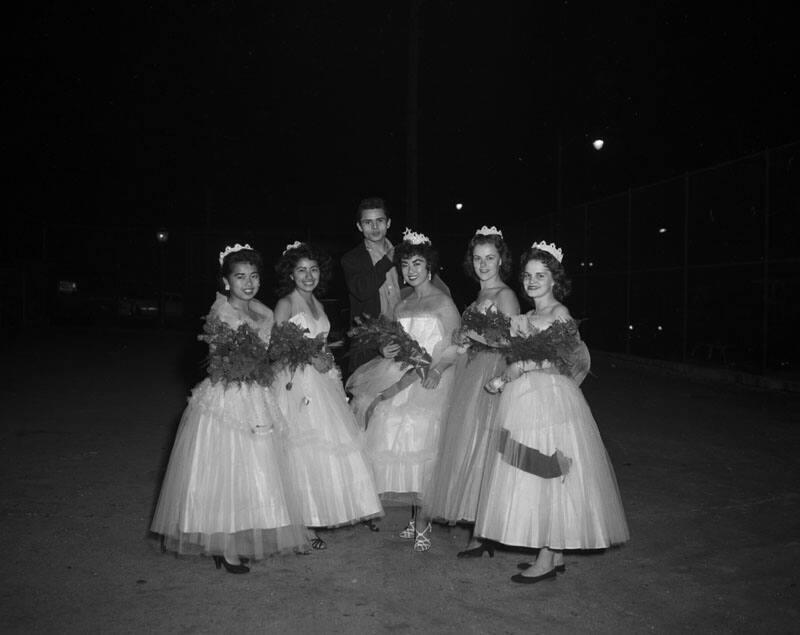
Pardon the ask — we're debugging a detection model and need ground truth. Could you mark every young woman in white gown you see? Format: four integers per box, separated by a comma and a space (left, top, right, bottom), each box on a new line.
347, 229, 461, 552
475, 241, 629, 583
150, 244, 309, 573
428, 226, 520, 557
272, 241, 383, 550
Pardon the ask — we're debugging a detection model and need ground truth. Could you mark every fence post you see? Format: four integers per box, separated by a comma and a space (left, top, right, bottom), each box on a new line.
21, 268, 27, 327
682, 172, 689, 363
625, 188, 632, 355
762, 149, 770, 373
583, 203, 589, 318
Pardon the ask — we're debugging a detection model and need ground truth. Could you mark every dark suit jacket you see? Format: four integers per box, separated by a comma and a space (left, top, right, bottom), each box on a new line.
341, 242, 452, 322
341, 242, 396, 374
341, 242, 395, 325
341, 242, 453, 376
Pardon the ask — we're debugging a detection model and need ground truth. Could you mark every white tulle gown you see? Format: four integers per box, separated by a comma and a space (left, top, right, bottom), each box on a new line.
475, 316, 629, 550
273, 311, 384, 528
346, 314, 454, 506
151, 294, 308, 558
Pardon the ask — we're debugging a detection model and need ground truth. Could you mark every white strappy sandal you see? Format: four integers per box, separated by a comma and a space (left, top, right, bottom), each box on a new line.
413, 523, 432, 552
399, 519, 416, 539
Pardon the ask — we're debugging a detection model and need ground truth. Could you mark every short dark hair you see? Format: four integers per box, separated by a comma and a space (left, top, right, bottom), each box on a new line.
519, 247, 572, 303
394, 240, 440, 277
219, 247, 263, 290
462, 233, 513, 282
274, 242, 333, 298
356, 197, 389, 222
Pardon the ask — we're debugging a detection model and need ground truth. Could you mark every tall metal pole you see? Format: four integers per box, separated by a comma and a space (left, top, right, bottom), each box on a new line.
158, 242, 165, 329
406, 0, 422, 229
556, 130, 563, 216
761, 149, 770, 373
625, 188, 632, 355
682, 172, 689, 363
582, 203, 588, 318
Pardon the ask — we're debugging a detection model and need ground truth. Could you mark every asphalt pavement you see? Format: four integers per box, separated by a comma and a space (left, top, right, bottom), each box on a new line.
2, 326, 798, 633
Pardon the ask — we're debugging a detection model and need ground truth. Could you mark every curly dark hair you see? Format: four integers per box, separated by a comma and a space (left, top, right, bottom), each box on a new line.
393, 239, 439, 279
462, 233, 513, 282
519, 247, 572, 303
219, 247, 263, 291
274, 242, 333, 298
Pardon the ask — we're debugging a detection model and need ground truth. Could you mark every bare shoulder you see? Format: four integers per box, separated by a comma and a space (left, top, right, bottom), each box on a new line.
273, 296, 293, 323
494, 287, 521, 316
551, 303, 572, 322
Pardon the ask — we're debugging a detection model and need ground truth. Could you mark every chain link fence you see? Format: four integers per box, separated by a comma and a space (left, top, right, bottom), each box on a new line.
4, 143, 797, 377
521, 142, 800, 374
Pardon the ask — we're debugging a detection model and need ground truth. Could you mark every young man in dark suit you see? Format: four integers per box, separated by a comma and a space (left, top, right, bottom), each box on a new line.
341, 197, 451, 376
341, 197, 401, 374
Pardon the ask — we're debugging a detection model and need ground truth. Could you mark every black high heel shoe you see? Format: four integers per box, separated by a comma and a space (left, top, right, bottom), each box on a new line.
517, 561, 565, 573
213, 556, 250, 574
457, 541, 495, 559
511, 569, 557, 584
311, 536, 327, 550
363, 519, 380, 532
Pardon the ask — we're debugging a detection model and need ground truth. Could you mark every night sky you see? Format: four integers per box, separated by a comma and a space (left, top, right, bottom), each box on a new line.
9, 2, 800, 233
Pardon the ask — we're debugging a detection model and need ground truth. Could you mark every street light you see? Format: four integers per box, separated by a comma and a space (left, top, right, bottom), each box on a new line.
156, 228, 168, 327
556, 131, 606, 214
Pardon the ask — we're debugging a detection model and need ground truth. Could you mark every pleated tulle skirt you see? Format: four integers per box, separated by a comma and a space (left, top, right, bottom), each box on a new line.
475, 370, 629, 550
428, 350, 506, 524
273, 365, 383, 528
150, 379, 309, 558
347, 357, 453, 506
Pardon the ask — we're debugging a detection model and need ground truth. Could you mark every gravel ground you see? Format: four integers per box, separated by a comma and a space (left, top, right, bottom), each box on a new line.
2, 326, 798, 633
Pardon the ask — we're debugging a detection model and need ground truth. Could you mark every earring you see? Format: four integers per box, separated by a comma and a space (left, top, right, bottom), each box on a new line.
428, 272, 432, 281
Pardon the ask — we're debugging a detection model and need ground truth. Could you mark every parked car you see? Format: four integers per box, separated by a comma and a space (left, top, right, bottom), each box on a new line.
117, 292, 184, 320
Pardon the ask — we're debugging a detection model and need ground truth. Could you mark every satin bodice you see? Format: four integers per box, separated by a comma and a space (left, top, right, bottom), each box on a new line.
289, 311, 330, 340
398, 314, 444, 356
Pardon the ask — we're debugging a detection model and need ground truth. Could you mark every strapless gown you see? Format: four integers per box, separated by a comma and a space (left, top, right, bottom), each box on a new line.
273, 311, 384, 528
428, 304, 508, 524
347, 314, 454, 506
475, 319, 629, 550
151, 294, 308, 558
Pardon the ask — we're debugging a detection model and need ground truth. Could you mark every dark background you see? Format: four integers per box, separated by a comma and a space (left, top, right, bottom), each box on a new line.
5, 2, 800, 359
10, 2, 799, 226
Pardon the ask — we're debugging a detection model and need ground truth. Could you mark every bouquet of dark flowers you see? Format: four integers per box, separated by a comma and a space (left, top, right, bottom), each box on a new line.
485, 319, 583, 394
503, 319, 582, 375
455, 302, 512, 360
347, 314, 432, 380
269, 321, 335, 389
199, 316, 275, 387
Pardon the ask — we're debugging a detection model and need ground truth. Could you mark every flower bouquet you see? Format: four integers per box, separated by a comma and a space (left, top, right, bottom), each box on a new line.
199, 317, 275, 387
269, 321, 335, 389
347, 314, 432, 380
455, 302, 512, 360
504, 319, 581, 369
485, 319, 582, 393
